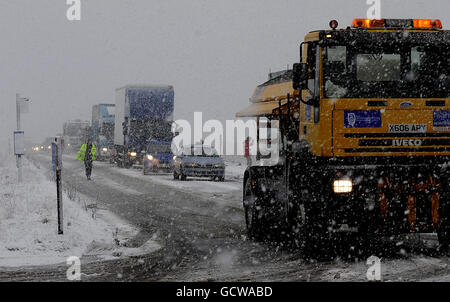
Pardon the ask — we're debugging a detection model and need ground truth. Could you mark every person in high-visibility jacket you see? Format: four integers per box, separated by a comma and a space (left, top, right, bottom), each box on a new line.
76, 139, 97, 180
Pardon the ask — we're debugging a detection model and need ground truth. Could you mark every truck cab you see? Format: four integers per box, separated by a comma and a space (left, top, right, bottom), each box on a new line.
237, 18, 450, 252
92, 104, 115, 161
143, 140, 174, 174
114, 85, 175, 169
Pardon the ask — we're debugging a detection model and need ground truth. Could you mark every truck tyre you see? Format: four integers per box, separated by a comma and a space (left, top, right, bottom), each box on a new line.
357, 201, 383, 253
180, 171, 187, 181
173, 171, 180, 180
218, 176, 225, 182
243, 178, 263, 240
301, 202, 334, 260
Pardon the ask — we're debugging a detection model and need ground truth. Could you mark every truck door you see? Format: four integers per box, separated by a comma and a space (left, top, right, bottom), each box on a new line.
300, 42, 323, 155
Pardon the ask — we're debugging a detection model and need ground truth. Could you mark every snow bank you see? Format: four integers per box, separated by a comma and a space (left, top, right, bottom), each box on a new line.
0, 153, 159, 267
223, 156, 247, 181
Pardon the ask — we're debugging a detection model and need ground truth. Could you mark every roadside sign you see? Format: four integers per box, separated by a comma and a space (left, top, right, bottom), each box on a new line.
52, 142, 57, 172
14, 131, 25, 155
51, 138, 64, 235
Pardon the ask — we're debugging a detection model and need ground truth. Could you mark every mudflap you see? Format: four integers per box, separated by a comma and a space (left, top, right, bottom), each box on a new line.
245, 166, 291, 242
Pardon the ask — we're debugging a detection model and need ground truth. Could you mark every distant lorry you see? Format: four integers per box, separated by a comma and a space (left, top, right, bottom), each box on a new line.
63, 120, 90, 151
91, 104, 115, 161
113, 85, 174, 169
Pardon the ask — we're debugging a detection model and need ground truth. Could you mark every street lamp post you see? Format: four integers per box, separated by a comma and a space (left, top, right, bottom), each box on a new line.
15, 93, 29, 183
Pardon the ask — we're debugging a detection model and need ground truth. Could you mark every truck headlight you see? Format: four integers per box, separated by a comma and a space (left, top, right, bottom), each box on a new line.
102, 148, 108, 152
130, 152, 137, 157
147, 154, 154, 160
333, 179, 353, 194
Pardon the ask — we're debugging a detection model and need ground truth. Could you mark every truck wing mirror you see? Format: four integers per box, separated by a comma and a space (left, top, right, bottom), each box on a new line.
293, 63, 308, 91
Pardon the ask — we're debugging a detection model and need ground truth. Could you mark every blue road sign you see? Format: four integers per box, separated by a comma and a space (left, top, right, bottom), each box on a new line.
52, 142, 57, 172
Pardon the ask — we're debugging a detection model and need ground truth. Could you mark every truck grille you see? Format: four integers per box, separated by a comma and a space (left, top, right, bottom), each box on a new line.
344, 133, 450, 138
345, 147, 450, 153
343, 133, 450, 153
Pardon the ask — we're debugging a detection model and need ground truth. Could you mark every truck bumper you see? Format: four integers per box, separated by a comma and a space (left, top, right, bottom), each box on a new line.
143, 160, 173, 173
317, 162, 449, 234
249, 158, 450, 236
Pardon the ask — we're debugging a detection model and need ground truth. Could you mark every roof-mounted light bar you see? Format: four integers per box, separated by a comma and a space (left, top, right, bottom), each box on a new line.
413, 19, 443, 29
351, 18, 442, 29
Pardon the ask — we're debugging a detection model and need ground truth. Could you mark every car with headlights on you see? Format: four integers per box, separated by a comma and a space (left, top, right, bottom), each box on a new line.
173, 145, 225, 181
143, 141, 174, 175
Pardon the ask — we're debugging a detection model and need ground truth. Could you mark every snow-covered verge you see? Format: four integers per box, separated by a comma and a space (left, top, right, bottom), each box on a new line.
223, 156, 247, 181
0, 153, 159, 268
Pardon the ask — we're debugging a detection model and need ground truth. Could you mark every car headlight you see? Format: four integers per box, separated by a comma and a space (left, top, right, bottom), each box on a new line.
48, 146, 51, 150
333, 179, 353, 194
147, 154, 154, 160
130, 152, 137, 157
102, 148, 108, 152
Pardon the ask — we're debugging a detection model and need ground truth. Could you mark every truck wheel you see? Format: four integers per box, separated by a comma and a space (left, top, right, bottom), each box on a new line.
243, 178, 264, 240
301, 203, 334, 260
358, 203, 382, 253
173, 171, 180, 180
180, 171, 187, 181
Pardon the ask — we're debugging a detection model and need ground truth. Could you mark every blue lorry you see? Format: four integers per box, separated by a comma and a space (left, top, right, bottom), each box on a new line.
91, 104, 115, 161
113, 85, 174, 169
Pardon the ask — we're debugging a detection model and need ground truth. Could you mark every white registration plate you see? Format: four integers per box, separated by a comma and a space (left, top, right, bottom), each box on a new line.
388, 124, 427, 133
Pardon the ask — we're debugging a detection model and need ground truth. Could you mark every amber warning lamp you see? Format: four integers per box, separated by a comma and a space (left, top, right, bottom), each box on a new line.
351, 18, 442, 29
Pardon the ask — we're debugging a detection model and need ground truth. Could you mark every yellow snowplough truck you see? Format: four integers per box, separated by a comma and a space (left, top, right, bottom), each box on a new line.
236, 18, 450, 253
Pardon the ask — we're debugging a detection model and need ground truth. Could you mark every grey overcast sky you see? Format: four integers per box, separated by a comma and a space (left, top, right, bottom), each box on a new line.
0, 0, 448, 147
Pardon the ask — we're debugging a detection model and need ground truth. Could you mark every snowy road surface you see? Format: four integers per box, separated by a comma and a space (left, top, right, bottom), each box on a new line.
2, 152, 450, 282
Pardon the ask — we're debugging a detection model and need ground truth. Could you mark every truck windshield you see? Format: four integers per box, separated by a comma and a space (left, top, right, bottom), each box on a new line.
101, 122, 114, 139
324, 44, 450, 98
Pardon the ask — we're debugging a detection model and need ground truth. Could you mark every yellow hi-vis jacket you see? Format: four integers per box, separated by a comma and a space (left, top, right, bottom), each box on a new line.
76, 143, 97, 161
